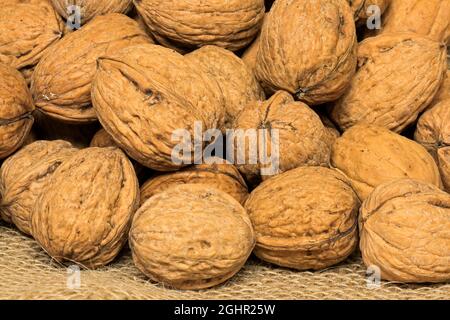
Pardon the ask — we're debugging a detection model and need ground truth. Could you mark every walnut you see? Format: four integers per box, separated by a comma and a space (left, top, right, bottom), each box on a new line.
438, 147, 450, 192
129, 184, 255, 289
359, 179, 450, 283
245, 166, 360, 270
31, 147, 140, 269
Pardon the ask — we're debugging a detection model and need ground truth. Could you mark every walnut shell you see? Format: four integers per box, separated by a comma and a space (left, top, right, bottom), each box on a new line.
186, 46, 265, 128
432, 70, 450, 105
233, 91, 331, 186
133, 0, 265, 52
0, 140, 78, 235
92, 43, 225, 171
348, 0, 390, 24
0, 0, 63, 83
241, 14, 267, 75
140, 158, 248, 206
90, 128, 117, 148
438, 147, 450, 192
379, 0, 450, 44
414, 100, 450, 159
129, 184, 255, 290
0, 64, 34, 159
330, 33, 447, 133
31, 13, 151, 123
31, 147, 140, 269
255, 0, 357, 105
245, 166, 360, 270
50, 0, 133, 25
359, 179, 450, 283
331, 124, 442, 201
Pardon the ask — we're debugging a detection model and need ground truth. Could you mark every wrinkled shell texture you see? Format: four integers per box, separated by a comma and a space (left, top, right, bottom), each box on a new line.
233, 91, 331, 185
241, 14, 267, 74
245, 166, 360, 270
360, 179, 450, 283
433, 70, 450, 104
331, 125, 442, 201
348, 0, 390, 22
140, 159, 248, 205
134, 0, 265, 52
31, 13, 151, 123
31, 147, 139, 269
0, 64, 34, 159
414, 100, 450, 158
0, 1, 63, 81
330, 34, 447, 133
0, 140, 77, 235
51, 0, 133, 24
129, 184, 255, 289
380, 0, 450, 44
92, 44, 225, 171
256, 0, 357, 105
186, 46, 265, 128
90, 128, 117, 148
438, 147, 450, 192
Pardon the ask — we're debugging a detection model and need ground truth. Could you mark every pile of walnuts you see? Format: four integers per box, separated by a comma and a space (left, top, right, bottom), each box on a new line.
0, 0, 449, 290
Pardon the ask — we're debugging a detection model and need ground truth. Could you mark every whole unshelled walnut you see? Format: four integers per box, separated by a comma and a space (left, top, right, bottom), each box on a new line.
255, 0, 357, 105
331, 124, 442, 201
0, 140, 78, 235
140, 158, 248, 205
245, 166, 360, 270
0, 64, 34, 159
31, 13, 151, 123
31, 147, 140, 269
129, 184, 255, 289
359, 179, 450, 283
133, 0, 265, 52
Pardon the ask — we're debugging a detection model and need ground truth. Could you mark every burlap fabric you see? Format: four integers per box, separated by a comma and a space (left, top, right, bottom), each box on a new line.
1, 222, 449, 300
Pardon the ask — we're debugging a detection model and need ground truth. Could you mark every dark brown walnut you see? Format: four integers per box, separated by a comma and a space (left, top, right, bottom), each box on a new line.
50, 0, 133, 25
186, 46, 265, 129
378, 0, 450, 44
255, 0, 357, 105
33, 110, 99, 148
348, 0, 390, 24
133, 0, 265, 52
330, 34, 447, 133
359, 179, 450, 283
140, 158, 248, 206
0, 0, 64, 83
0, 140, 78, 235
0, 64, 34, 159
438, 147, 450, 192
414, 100, 450, 159
31, 14, 151, 123
245, 166, 360, 270
129, 184, 255, 290
331, 124, 442, 201
92, 43, 225, 171
31, 147, 140, 269
232, 91, 331, 186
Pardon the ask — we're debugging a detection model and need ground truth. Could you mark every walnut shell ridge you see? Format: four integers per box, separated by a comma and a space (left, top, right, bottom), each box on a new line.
330, 33, 448, 133
50, 0, 133, 25
129, 184, 255, 290
186, 45, 265, 129
0, 64, 34, 159
245, 166, 360, 270
0, 140, 78, 235
92, 43, 225, 171
232, 91, 331, 186
0, 0, 64, 83
140, 157, 248, 206
414, 100, 450, 159
31, 13, 151, 123
359, 179, 450, 283
255, 0, 357, 105
133, 0, 265, 52
31, 147, 140, 269
331, 124, 442, 201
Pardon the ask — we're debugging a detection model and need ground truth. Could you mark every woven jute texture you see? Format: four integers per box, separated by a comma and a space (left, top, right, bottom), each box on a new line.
1, 222, 449, 300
